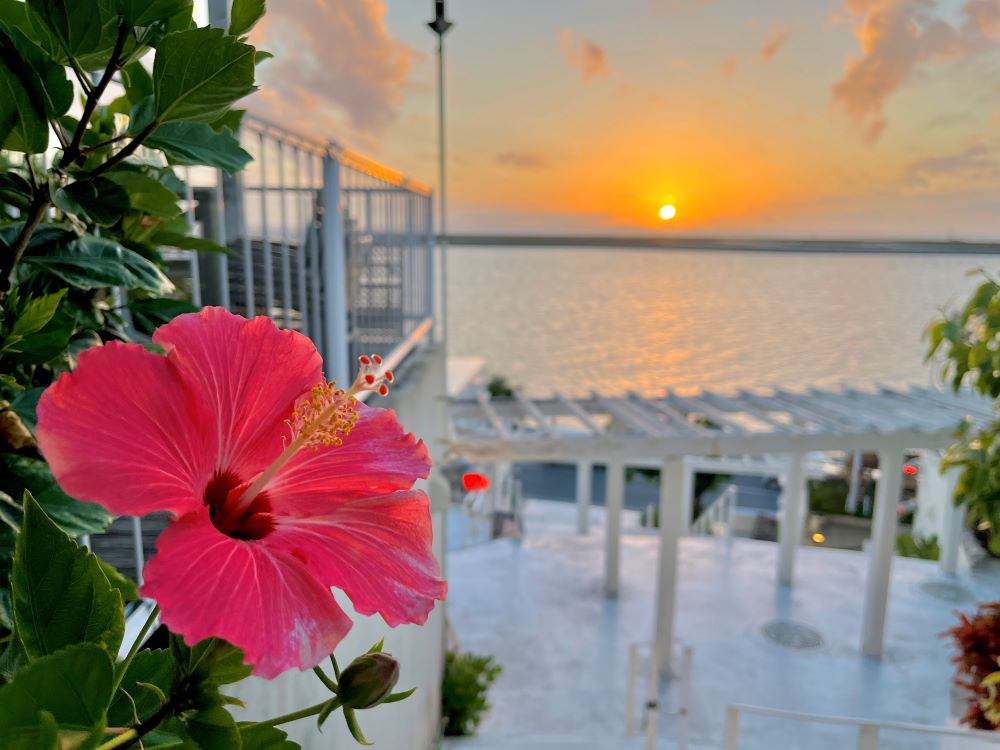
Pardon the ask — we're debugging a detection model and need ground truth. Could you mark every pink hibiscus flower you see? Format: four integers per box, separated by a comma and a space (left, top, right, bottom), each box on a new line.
35, 307, 446, 678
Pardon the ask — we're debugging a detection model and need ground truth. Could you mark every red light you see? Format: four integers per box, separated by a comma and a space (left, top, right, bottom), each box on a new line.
903, 465, 918, 476
462, 472, 491, 492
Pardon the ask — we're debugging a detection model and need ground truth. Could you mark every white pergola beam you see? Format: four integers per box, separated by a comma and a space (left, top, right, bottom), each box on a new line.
604, 458, 625, 597
654, 456, 685, 674
576, 460, 592, 534
555, 391, 604, 435
514, 388, 555, 436
777, 453, 808, 586
476, 390, 510, 439
595, 393, 668, 437
861, 446, 905, 657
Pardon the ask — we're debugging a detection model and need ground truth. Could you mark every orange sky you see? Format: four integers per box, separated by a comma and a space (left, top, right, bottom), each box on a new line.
245, 0, 1000, 239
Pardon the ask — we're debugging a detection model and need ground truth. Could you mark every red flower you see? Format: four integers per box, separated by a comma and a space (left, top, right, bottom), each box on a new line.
462, 472, 491, 492
36, 308, 446, 678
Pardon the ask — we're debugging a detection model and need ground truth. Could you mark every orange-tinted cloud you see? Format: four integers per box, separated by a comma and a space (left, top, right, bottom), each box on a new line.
495, 152, 548, 170
557, 29, 611, 81
249, 0, 414, 148
832, 0, 1000, 142
761, 26, 790, 62
902, 139, 1000, 190
718, 55, 738, 77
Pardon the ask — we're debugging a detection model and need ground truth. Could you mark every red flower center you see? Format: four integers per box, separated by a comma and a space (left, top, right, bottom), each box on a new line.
204, 470, 276, 540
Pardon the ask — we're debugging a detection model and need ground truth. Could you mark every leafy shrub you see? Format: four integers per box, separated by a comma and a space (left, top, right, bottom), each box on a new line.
896, 533, 940, 560
943, 602, 1000, 729
441, 650, 502, 736
487, 375, 514, 399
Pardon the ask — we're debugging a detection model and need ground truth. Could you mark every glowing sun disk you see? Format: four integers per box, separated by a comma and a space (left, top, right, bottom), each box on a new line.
659, 204, 677, 221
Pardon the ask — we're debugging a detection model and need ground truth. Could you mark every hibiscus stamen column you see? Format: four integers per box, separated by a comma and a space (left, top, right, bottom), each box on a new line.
232, 355, 394, 514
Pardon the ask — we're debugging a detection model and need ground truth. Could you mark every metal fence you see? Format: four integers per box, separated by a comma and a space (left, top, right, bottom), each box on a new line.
93, 116, 436, 584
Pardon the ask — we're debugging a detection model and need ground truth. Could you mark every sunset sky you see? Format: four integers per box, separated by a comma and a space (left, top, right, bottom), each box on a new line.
243, 0, 1000, 239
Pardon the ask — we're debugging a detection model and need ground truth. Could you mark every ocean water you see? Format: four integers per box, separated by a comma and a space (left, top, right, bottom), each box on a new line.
446, 246, 992, 398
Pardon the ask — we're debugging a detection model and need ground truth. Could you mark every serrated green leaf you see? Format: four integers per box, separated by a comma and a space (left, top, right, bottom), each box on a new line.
22, 234, 174, 294
183, 704, 241, 750
129, 296, 197, 335
0, 643, 113, 749
229, 0, 265, 37
107, 649, 171, 726
7, 303, 76, 363
117, 0, 192, 28
25, 0, 119, 70
153, 27, 256, 124
12, 492, 123, 659
146, 122, 252, 173
97, 559, 139, 602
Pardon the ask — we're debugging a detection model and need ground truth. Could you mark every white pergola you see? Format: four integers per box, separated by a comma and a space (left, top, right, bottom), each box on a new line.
448, 385, 992, 673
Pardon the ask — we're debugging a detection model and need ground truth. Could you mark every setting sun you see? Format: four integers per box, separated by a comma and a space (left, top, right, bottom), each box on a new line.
659, 204, 677, 221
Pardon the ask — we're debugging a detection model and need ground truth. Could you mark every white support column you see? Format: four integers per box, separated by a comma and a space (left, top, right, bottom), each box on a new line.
576, 461, 593, 534
845, 450, 862, 514
654, 456, 685, 674
939, 468, 964, 575
604, 458, 625, 597
321, 152, 349, 386
861, 446, 905, 658
680, 456, 694, 533
777, 453, 807, 586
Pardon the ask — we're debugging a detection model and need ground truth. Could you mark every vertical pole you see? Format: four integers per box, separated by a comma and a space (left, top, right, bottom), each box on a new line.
259, 132, 274, 317
846, 449, 862, 514
861, 446, 904, 657
857, 724, 879, 750
724, 707, 740, 750
654, 456, 684, 673
435, 32, 448, 346
277, 140, 292, 328
206, 0, 232, 310
321, 152, 350, 385
625, 643, 637, 736
576, 461, 592, 534
425, 194, 435, 329
939, 467, 964, 575
777, 453, 807, 586
604, 458, 625, 597
680, 457, 693, 533
645, 638, 659, 750
308, 155, 322, 340
131, 517, 144, 586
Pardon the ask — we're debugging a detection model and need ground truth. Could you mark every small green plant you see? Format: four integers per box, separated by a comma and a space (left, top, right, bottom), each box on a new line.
441, 650, 502, 736
896, 532, 940, 560
486, 375, 514, 399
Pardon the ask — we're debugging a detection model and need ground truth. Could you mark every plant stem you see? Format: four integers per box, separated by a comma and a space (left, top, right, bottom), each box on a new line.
312, 665, 339, 693
0, 193, 51, 296
90, 120, 159, 179
60, 21, 130, 169
95, 729, 138, 750
112, 604, 159, 695
255, 699, 334, 728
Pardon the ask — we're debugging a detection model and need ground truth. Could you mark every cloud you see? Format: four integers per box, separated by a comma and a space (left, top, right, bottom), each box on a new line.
902, 139, 1000, 189
651, 0, 717, 12
761, 26, 790, 62
248, 0, 415, 148
495, 152, 548, 170
557, 29, 611, 81
832, 0, 1000, 142
719, 55, 738, 78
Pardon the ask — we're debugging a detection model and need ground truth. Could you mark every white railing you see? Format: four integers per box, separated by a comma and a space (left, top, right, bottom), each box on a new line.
724, 704, 1000, 749
625, 640, 693, 750
690, 484, 737, 538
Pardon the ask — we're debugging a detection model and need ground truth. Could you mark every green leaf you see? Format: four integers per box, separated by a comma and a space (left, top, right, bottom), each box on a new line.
0, 27, 49, 153
8, 387, 42, 432
97, 560, 139, 603
172, 637, 252, 688
239, 724, 301, 750
151, 231, 229, 255
0, 170, 32, 211
229, 0, 265, 37
9, 288, 66, 340
3, 26, 71, 119
343, 707, 372, 746
11, 492, 124, 659
117, 0, 193, 28
146, 122, 252, 173
8, 303, 76, 363
25, 0, 119, 70
121, 60, 153, 105
129, 296, 197, 335
105, 170, 182, 218
23, 234, 175, 295
0, 643, 114, 750
55, 177, 131, 226
1, 455, 111, 537
107, 649, 172, 726
153, 27, 256, 124
183, 705, 242, 750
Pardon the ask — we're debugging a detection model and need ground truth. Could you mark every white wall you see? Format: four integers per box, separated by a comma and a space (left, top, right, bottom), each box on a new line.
231, 345, 450, 749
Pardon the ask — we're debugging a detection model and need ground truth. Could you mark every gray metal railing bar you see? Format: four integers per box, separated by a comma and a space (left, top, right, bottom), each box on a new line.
277, 140, 292, 328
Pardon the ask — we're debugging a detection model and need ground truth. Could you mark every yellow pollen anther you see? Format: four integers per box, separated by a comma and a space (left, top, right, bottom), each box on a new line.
287, 381, 359, 450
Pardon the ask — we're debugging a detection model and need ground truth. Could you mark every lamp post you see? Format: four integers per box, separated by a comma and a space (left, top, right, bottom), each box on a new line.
427, 0, 452, 344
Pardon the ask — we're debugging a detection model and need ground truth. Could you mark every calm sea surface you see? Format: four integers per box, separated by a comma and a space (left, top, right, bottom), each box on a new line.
446, 246, 992, 398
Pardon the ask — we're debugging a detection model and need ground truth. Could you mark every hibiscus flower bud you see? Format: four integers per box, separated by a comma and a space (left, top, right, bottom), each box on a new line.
338, 652, 400, 709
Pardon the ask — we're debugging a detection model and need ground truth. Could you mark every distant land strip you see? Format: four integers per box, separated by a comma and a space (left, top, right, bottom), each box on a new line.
445, 234, 1000, 255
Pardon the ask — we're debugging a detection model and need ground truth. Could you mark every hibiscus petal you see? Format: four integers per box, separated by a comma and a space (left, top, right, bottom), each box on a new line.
141, 509, 352, 678
36, 342, 208, 516
267, 490, 446, 627
153, 307, 323, 477
266, 404, 431, 516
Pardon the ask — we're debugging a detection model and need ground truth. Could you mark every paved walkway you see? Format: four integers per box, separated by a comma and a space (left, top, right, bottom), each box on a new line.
444, 501, 1000, 749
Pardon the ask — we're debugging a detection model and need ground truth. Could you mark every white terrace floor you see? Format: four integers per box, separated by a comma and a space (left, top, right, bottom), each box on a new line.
444, 501, 1000, 750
